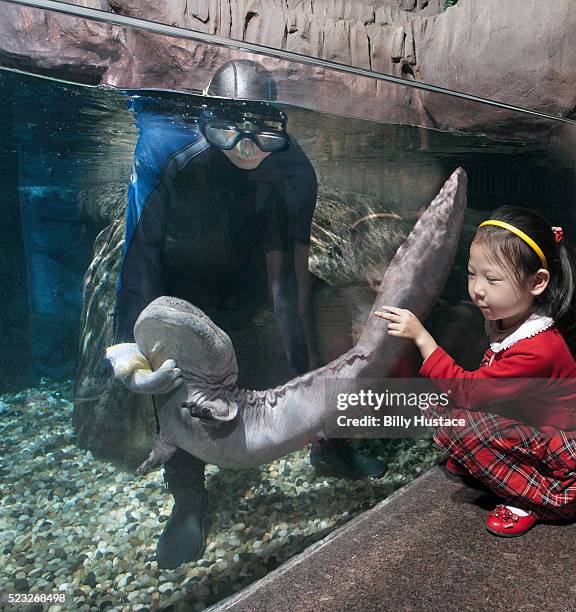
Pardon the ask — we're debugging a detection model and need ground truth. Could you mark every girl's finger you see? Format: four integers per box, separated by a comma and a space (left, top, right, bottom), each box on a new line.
381, 305, 402, 313
374, 311, 395, 320
374, 312, 398, 321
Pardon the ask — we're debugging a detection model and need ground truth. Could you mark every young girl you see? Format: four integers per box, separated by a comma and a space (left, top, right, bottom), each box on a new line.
375, 205, 576, 537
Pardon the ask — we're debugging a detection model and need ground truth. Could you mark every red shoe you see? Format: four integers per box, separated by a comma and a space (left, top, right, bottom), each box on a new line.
485, 505, 538, 537
443, 457, 470, 479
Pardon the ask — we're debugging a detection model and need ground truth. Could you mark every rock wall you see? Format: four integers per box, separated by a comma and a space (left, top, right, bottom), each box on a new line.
416, 0, 576, 132
72, 213, 158, 468
0, 1, 120, 83
0, 1, 574, 137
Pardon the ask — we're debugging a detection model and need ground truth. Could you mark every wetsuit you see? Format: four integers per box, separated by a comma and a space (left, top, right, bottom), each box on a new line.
113, 94, 318, 490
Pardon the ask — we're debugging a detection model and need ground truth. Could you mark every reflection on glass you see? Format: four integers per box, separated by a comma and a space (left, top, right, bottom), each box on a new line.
0, 3, 575, 610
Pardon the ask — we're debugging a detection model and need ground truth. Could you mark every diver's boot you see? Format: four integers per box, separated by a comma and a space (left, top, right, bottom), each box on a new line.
156, 466, 208, 569
310, 439, 388, 479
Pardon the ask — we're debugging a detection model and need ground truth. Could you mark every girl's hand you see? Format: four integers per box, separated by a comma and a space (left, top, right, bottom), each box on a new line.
373, 305, 425, 341
374, 305, 439, 361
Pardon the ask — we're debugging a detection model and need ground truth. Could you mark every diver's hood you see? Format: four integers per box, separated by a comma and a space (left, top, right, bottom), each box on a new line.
207, 59, 277, 102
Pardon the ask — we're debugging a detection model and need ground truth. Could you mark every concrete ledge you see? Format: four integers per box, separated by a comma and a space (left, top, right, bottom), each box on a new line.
212, 467, 576, 611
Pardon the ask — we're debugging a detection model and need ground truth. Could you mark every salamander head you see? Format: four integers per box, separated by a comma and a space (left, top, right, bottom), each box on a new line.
134, 296, 238, 390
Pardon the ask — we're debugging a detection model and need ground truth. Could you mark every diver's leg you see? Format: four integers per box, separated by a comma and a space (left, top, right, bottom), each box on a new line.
310, 439, 388, 479
152, 395, 208, 569
156, 449, 208, 569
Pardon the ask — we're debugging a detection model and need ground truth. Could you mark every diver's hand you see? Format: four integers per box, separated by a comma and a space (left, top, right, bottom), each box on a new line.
106, 343, 182, 395
125, 359, 183, 394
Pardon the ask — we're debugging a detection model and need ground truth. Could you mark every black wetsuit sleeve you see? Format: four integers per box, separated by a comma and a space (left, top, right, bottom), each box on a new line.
259, 143, 318, 252
288, 159, 318, 245
113, 182, 170, 344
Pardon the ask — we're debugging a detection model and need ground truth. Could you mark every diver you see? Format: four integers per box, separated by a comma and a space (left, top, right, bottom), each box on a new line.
106, 59, 387, 569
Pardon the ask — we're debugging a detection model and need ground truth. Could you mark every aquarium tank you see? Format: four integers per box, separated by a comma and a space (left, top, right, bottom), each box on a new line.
1, 1, 575, 611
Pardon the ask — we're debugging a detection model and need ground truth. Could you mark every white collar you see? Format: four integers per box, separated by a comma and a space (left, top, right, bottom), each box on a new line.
485, 312, 554, 353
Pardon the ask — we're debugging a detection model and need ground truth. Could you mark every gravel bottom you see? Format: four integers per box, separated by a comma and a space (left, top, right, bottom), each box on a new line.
0, 379, 442, 611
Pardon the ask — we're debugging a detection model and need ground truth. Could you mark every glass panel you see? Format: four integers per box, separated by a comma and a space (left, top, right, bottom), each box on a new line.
1, 2, 575, 610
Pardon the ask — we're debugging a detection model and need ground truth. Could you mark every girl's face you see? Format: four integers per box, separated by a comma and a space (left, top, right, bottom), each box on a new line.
467, 241, 549, 329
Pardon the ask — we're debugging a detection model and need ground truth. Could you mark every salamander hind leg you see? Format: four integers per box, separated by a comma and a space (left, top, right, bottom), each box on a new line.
135, 437, 178, 476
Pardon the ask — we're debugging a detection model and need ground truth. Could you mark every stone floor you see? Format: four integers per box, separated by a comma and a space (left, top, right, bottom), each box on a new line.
211, 467, 576, 612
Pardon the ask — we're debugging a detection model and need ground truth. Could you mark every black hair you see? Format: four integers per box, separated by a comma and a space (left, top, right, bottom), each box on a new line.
473, 205, 576, 355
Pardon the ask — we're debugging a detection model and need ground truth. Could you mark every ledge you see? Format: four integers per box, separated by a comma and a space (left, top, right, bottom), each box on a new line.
211, 467, 576, 611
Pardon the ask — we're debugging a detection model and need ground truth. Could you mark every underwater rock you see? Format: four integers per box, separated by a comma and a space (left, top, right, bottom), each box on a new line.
550, 122, 576, 179
310, 183, 433, 288
78, 183, 129, 227
72, 211, 155, 469
0, 1, 573, 137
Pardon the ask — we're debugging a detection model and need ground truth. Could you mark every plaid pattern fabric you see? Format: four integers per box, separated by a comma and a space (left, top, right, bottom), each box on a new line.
429, 401, 576, 520
420, 326, 576, 519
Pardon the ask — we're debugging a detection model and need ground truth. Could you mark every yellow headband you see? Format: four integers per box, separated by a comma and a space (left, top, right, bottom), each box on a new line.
478, 220, 548, 269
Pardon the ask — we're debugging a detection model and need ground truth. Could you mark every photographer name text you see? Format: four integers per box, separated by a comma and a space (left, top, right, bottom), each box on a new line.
336, 414, 466, 428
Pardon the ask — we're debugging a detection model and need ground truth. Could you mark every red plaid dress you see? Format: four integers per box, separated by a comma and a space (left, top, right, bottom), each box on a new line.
419, 316, 576, 520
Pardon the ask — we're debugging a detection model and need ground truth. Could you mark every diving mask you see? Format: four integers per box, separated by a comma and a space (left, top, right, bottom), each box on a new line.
200, 109, 289, 153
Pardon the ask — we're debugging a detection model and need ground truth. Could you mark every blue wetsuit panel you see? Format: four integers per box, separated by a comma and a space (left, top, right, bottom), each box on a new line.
123, 107, 207, 270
